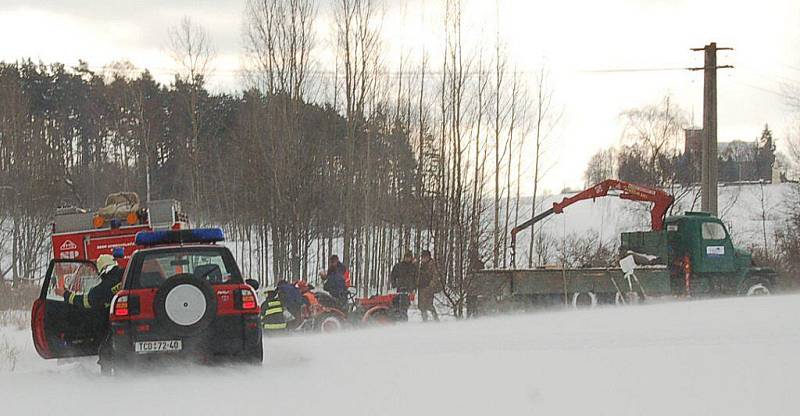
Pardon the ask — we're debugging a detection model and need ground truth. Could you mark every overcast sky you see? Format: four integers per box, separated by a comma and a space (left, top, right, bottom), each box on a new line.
1, 0, 798, 193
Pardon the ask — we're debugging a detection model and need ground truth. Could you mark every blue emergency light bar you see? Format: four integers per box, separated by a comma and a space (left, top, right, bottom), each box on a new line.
135, 228, 225, 246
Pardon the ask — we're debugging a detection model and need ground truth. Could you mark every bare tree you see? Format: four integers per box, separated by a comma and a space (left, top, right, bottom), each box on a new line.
244, 0, 316, 98
243, 0, 319, 283
584, 148, 617, 186
168, 17, 215, 85
491, 33, 509, 268
333, 0, 382, 288
618, 96, 687, 186
511, 69, 532, 251
527, 67, 559, 267
168, 17, 216, 209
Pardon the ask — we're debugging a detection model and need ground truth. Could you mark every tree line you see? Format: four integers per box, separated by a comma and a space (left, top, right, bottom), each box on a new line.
0, 1, 561, 316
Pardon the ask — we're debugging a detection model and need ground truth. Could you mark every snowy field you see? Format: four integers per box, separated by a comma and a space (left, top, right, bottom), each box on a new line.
1, 295, 799, 416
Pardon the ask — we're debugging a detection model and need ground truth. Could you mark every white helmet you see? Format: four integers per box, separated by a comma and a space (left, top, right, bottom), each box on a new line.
96, 254, 117, 274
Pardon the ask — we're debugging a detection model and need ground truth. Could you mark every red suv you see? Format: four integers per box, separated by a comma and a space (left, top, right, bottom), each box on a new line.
32, 229, 262, 373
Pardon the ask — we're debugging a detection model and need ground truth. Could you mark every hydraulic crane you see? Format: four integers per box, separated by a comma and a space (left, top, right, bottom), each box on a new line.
510, 179, 675, 267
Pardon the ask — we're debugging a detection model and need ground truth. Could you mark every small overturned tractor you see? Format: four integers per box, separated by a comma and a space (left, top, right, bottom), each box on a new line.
262, 285, 412, 334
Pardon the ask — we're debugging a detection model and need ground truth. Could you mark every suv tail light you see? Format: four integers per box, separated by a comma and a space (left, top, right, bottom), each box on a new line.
112, 294, 140, 318
237, 289, 257, 310
113, 295, 129, 317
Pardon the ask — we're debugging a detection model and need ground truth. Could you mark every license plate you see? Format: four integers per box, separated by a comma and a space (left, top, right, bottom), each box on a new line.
134, 340, 182, 354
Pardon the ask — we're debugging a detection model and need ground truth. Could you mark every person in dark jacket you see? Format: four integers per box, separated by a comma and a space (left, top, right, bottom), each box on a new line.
390, 251, 416, 292
322, 255, 348, 310
417, 250, 441, 322
276, 280, 303, 327
327, 255, 350, 287
57, 254, 123, 310
261, 289, 288, 333
54, 254, 123, 373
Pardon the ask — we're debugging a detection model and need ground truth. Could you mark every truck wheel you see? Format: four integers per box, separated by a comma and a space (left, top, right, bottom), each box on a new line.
614, 292, 626, 305
365, 309, 393, 326
242, 341, 263, 365
741, 278, 771, 296
315, 313, 344, 333
571, 291, 597, 308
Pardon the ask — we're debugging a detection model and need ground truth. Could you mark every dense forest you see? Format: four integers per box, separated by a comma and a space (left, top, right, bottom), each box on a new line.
0, 1, 554, 316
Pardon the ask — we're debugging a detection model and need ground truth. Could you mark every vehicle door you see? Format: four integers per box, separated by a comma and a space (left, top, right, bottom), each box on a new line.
31, 259, 106, 359
696, 220, 735, 274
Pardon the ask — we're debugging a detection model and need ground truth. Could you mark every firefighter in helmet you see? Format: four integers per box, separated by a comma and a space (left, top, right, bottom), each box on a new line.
54, 252, 123, 373
56, 254, 123, 310
261, 288, 288, 333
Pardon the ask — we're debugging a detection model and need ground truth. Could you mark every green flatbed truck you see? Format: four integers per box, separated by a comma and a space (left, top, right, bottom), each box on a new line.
467, 181, 778, 315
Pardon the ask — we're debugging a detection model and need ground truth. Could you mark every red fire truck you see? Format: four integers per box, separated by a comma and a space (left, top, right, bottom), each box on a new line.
51, 192, 189, 267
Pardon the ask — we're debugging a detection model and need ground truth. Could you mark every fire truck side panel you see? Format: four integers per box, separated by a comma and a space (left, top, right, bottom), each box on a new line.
85, 228, 150, 266
51, 234, 87, 261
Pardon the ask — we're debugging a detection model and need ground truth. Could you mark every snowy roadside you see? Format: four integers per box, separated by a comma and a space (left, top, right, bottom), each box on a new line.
1, 295, 799, 416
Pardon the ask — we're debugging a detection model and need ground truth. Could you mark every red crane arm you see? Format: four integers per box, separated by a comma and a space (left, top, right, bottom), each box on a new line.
510, 179, 674, 267
552, 179, 674, 230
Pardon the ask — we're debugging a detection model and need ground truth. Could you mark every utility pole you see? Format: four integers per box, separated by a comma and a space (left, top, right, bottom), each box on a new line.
690, 42, 732, 216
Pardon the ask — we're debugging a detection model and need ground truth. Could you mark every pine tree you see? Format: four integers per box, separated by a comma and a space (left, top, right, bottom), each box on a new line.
755, 124, 776, 182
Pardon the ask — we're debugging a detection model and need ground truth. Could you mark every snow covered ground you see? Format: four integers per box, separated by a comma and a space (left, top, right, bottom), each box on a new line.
1, 295, 799, 416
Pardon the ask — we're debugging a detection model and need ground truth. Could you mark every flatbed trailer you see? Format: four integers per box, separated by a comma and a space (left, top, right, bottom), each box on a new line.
468, 180, 778, 316
468, 265, 671, 314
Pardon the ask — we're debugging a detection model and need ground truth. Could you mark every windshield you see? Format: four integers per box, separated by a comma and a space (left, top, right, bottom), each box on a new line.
129, 247, 242, 288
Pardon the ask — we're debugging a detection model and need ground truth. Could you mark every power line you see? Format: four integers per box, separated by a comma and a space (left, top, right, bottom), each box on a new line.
580, 67, 691, 73
736, 65, 800, 86
736, 81, 792, 98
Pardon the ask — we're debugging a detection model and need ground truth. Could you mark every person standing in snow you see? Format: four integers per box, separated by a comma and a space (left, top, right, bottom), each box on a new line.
54, 253, 123, 373
416, 250, 442, 322
56, 254, 123, 310
390, 251, 417, 293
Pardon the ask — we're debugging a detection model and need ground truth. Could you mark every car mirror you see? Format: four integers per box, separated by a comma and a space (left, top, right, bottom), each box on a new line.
245, 279, 260, 290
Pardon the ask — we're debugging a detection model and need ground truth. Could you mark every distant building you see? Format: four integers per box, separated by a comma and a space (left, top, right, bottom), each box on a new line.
680, 125, 778, 184
684, 128, 702, 155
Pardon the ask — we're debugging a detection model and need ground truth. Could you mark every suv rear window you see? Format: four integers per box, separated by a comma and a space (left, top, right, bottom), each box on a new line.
128, 247, 243, 288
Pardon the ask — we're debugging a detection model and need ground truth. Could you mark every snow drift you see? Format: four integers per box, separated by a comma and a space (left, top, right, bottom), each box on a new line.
1, 294, 799, 415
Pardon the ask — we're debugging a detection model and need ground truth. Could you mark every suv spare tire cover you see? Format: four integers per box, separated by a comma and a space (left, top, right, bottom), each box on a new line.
154, 274, 217, 336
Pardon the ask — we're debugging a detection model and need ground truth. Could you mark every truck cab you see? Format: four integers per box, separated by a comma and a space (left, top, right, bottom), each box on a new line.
624, 212, 776, 296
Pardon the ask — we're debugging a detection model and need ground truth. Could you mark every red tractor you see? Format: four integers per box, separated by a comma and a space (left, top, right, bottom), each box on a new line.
352, 292, 413, 324
266, 284, 413, 333
313, 290, 413, 331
